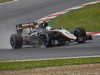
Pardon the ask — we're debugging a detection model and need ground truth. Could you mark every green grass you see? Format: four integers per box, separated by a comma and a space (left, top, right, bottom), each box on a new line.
48, 2, 100, 32
0, 0, 13, 4
0, 57, 100, 71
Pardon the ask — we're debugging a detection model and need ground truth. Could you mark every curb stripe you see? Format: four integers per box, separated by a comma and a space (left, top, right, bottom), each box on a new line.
37, 0, 100, 22
37, 0, 100, 36
86, 32, 100, 36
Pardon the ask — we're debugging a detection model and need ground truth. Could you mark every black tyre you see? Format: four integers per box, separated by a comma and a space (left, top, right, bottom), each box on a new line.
10, 34, 23, 49
43, 32, 54, 47
74, 27, 86, 43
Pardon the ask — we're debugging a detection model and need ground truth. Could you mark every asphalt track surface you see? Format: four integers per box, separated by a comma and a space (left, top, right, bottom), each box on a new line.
0, 0, 100, 62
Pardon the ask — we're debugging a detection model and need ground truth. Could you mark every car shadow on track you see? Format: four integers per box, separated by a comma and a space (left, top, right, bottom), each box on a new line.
0, 41, 93, 50
51, 41, 93, 48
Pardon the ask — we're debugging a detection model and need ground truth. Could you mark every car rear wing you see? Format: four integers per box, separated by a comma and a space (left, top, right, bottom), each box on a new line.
16, 22, 38, 34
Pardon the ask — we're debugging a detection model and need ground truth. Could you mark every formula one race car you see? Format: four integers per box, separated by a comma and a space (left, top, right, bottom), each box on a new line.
10, 21, 92, 49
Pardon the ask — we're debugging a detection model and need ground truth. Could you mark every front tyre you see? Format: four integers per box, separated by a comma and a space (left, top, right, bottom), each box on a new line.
74, 27, 86, 43
10, 34, 23, 49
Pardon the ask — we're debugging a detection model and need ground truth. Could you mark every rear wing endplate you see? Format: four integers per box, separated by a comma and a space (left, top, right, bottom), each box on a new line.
16, 22, 38, 34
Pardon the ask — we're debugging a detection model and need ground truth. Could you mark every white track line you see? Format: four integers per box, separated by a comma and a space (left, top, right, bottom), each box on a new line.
0, 0, 18, 5
1, 55, 100, 62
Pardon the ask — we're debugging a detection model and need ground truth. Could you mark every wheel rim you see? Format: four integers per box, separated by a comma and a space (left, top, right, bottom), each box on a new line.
43, 34, 47, 45
43, 34, 49, 46
10, 35, 16, 48
74, 29, 79, 37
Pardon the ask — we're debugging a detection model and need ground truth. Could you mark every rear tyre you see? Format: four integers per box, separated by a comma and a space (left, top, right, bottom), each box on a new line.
10, 34, 23, 49
74, 27, 86, 43
43, 32, 54, 47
